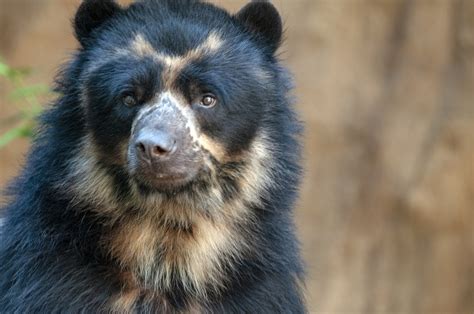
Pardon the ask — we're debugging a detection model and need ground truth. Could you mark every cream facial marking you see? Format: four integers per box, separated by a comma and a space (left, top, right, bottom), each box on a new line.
130, 32, 223, 88
161, 92, 200, 144
239, 132, 276, 205
130, 91, 200, 148
130, 32, 223, 68
63, 136, 119, 211
160, 91, 229, 162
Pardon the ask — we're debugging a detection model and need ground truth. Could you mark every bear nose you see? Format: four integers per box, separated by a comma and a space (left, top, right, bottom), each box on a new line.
135, 130, 176, 161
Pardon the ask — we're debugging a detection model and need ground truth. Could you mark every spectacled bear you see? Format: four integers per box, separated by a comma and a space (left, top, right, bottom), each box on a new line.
0, 0, 305, 312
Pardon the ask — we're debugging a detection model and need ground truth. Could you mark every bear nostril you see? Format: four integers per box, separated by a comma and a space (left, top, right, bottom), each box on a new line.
151, 145, 169, 156
136, 142, 146, 154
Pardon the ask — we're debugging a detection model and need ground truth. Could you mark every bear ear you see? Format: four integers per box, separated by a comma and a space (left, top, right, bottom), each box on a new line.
74, 0, 122, 47
235, 1, 283, 53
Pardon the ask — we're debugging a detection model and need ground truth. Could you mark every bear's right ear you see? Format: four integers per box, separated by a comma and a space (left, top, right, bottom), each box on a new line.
74, 0, 122, 47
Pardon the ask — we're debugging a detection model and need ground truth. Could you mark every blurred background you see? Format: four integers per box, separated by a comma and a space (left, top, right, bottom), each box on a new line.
1, 0, 473, 313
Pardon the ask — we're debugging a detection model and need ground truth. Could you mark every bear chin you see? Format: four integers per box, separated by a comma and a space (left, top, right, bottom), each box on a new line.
134, 174, 196, 195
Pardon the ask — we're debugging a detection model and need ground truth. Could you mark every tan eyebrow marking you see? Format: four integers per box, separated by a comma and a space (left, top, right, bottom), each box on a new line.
130, 32, 224, 88
131, 34, 157, 57
130, 32, 223, 68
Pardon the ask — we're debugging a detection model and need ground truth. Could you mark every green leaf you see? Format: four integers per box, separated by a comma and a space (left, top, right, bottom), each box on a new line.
11, 67, 32, 78
27, 104, 43, 117
0, 58, 42, 148
8, 85, 50, 101
0, 123, 33, 148
0, 62, 11, 78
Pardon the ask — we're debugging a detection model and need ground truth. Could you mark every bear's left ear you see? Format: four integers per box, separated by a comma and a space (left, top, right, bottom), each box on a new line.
74, 0, 123, 47
235, 1, 283, 53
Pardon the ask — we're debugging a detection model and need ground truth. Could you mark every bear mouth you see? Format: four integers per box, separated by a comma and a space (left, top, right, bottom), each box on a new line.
132, 170, 198, 194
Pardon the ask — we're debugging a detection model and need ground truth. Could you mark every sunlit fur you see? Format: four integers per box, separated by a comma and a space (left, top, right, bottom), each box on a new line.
0, 1, 305, 313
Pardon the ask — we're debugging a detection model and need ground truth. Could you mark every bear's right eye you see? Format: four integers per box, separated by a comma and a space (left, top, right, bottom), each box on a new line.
123, 95, 138, 107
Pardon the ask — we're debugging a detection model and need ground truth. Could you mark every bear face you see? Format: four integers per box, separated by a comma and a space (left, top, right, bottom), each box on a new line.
68, 0, 287, 214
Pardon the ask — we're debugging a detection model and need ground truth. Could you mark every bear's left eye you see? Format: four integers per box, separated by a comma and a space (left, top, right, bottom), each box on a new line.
123, 94, 138, 107
200, 94, 217, 108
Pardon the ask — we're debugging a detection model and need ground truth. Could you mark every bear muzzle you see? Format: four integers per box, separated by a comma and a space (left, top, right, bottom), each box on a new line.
127, 93, 203, 191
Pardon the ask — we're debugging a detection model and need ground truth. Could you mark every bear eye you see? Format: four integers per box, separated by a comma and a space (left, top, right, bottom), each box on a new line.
200, 94, 217, 108
123, 94, 137, 107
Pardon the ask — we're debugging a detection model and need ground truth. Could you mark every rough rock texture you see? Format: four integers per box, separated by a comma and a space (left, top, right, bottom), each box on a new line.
0, 0, 473, 312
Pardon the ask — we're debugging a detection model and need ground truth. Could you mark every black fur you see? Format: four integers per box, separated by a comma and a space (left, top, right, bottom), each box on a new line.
74, 0, 123, 47
235, 0, 283, 53
0, 1, 305, 312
